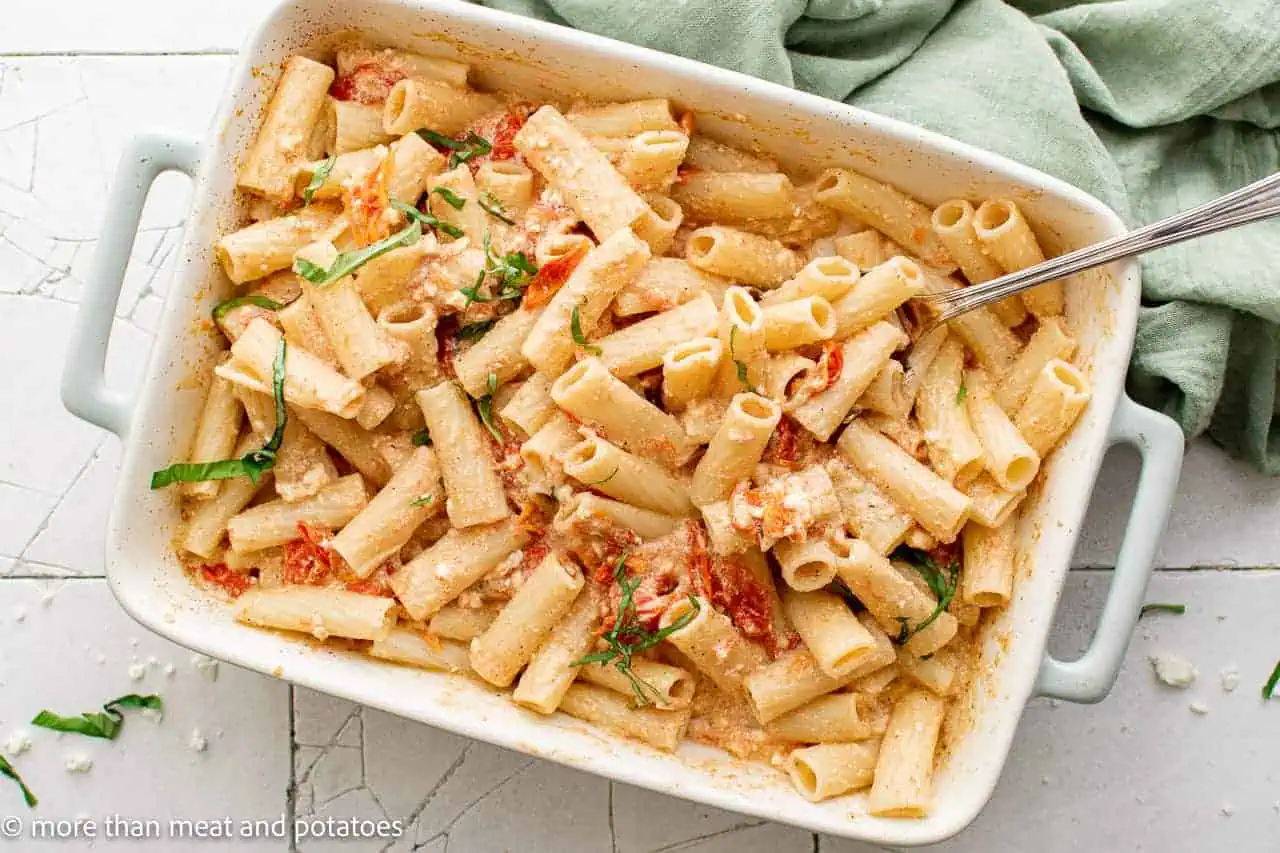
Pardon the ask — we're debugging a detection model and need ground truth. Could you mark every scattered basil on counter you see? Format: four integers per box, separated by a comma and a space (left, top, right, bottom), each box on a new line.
1263, 661, 1280, 700
32, 694, 164, 741
0, 754, 36, 808
1139, 603, 1186, 618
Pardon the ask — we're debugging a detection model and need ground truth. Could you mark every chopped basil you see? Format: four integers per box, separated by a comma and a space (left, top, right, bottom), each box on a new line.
293, 220, 422, 287
459, 232, 537, 306
151, 339, 287, 488
211, 294, 284, 323
572, 552, 701, 706
456, 319, 496, 342
301, 155, 335, 205
32, 694, 163, 741
431, 186, 466, 210
891, 546, 958, 644
1139, 602, 1186, 618
955, 382, 967, 404
409, 494, 434, 507
571, 304, 602, 355
416, 129, 492, 168
390, 198, 465, 239
411, 429, 432, 446
474, 373, 503, 443
149, 458, 271, 488
729, 327, 756, 393
479, 192, 516, 225
1263, 661, 1280, 700
0, 753, 36, 808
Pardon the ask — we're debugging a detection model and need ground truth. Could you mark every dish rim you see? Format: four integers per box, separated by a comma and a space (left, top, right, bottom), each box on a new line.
97, 0, 1143, 844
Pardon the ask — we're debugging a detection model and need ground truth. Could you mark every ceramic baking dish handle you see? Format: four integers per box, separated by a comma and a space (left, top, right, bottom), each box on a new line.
1035, 395, 1184, 702
61, 131, 202, 437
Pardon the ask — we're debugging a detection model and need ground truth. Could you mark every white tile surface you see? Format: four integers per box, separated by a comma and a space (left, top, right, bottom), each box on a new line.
0, 580, 290, 851
2, 18, 1280, 853
0, 2, 262, 54
281, 571, 1280, 853
1073, 439, 1280, 569
823, 570, 1280, 853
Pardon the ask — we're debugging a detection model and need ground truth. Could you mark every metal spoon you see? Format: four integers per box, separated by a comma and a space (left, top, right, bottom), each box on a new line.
921, 171, 1280, 324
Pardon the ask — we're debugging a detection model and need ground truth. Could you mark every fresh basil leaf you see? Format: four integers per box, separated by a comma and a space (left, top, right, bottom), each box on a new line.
431, 187, 466, 210
411, 429, 432, 446
478, 193, 516, 225
262, 337, 287, 457
570, 304, 602, 355
292, 221, 422, 287
456, 320, 495, 341
211, 295, 283, 323
571, 650, 617, 666
416, 129, 492, 168
0, 753, 36, 807
634, 595, 700, 651
32, 694, 163, 741
892, 546, 959, 643
570, 552, 696, 707
1264, 661, 1280, 700
474, 373, 503, 443
302, 155, 335, 205
729, 326, 756, 393
955, 383, 967, 404
409, 494, 434, 507
459, 233, 537, 306
389, 198, 465, 239
107, 694, 164, 712
1139, 603, 1186, 618
149, 458, 271, 489
152, 340, 287, 488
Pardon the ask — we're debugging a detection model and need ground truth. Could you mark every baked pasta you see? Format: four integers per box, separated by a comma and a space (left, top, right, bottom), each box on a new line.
155, 41, 1091, 815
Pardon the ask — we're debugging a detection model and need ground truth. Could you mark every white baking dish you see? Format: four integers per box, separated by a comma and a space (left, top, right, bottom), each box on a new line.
61, 0, 1185, 844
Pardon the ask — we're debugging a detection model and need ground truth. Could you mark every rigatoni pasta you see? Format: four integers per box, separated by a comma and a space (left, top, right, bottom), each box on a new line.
161, 47, 1096, 815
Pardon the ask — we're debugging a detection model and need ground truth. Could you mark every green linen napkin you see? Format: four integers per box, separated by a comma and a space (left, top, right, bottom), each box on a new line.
479, 0, 1280, 472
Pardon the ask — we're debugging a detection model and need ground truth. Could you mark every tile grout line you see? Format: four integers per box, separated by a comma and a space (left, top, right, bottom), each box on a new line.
286, 684, 297, 853
14, 434, 107, 561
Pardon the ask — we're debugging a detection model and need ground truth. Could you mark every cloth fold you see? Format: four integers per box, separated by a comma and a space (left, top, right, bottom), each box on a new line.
481, 0, 1280, 472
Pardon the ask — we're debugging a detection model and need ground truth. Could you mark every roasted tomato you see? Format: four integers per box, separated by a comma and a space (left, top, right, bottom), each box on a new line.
283, 522, 333, 586
522, 241, 589, 308
330, 62, 405, 105
201, 564, 251, 598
